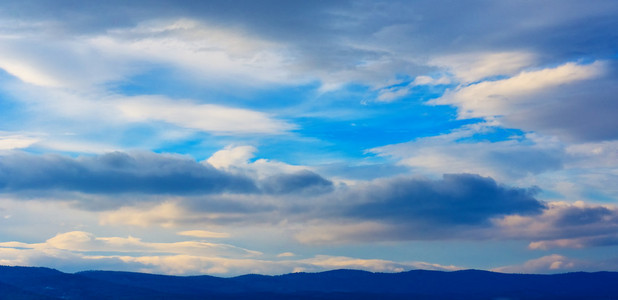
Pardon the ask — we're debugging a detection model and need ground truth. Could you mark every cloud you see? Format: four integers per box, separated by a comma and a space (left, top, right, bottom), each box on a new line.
42, 231, 258, 257
117, 96, 295, 135
432, 61, 605, 118
1, 1, 617, 92
0, 231, 462, 276
99, 201, 190, 227
495, 201, 618, 250
376, 75, 451, 102
0, 151, 258, 197
0, 133, 39, 150
0, 150, 333, 205
206, 145, 258, 169
259, 170, 334, 195
177, 230, 230, 239
370, 124, 618, 204
301, 255, 461, 273
296, 173, 545, 243
431, 61, 618, 142
493, 254, 577, 274
349, 174, 543, 225
370, 124, 565, 181
429, 51, 537, 83
277, 252, 295, 258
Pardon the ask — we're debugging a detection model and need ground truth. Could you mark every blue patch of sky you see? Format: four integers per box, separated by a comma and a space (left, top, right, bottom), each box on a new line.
0, 70, 28, 129
582, 190, 617, 203
108, 66, 319, 110
287, 86, 478, 161
537, 189, 566, 201
152, 132, 225, 161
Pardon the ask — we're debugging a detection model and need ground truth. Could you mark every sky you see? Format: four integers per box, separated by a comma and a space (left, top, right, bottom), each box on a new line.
0, 0, 618, 276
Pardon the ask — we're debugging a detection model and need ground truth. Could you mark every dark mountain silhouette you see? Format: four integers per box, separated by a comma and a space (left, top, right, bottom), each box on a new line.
0, 266, 616, 299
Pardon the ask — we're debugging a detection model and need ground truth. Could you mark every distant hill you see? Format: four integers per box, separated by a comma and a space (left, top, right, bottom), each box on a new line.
0, 266, 616, 299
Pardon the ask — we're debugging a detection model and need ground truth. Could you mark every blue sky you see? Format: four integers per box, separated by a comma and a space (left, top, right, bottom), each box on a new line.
1, 0, 618, 275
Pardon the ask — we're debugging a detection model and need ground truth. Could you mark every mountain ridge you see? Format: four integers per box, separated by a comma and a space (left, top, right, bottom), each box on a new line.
0, 265, 616, 299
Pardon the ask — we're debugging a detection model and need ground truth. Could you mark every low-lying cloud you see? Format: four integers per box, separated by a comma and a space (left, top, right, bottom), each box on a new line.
0, 151, 333, 199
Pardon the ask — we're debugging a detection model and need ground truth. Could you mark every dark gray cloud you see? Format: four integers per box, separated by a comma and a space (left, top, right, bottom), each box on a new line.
0, 151, 257, 194
347, 174, 544, 226
555, 205, 614, 227
259, 170, 334, 195
496, 203, 618, 250
0, 152, 333, 197
293, 174, 548, 243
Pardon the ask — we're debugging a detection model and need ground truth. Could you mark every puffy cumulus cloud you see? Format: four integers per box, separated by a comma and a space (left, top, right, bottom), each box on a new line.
206, 145, 258, 169
349, 174, 544, 225
296, 174, 545, 243
495, 201, 618, 250
0, 151, 333, 205
371, 124, 565, 181
0, 151, 257, 196
206, 145, 312, 177
117, 96, 294, 135
205, 145, 334, 195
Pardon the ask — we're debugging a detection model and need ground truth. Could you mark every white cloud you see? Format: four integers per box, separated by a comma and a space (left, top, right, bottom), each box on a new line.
429, 51, 537, 83
0, 133, 39, 150
206, 145, 257, 169
41, 231, 259, 257
206, 145, 312, 178
0, 231, 462, 276
88, 18, 298, 86
0, 32, 131, 88
370, 124, 564, 182
301, 255, 461, 273
431, 61, 605, 120
117, 96, 294, 135
99, 201, 188, 228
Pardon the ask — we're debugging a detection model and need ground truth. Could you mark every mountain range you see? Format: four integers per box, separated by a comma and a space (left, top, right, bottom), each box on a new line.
0, 266, 616, 299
